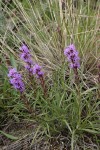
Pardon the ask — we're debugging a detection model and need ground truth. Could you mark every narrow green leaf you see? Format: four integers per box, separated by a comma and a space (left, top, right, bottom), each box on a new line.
0, 130, 18, 140
81, 87, 97, 95
81, 129, 100, 134
63, 120, 72, 134
10, 54, 17, 68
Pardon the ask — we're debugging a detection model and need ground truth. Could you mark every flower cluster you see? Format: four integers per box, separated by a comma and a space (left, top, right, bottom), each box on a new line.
64, 44, 80, 69
20, 43, 34, 74
33, 64, 44, 78
20, 43, 44, 78
8, 68, 25, 92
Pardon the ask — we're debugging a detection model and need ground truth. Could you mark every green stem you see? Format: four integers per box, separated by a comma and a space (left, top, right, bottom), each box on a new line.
71, 131, 75, 150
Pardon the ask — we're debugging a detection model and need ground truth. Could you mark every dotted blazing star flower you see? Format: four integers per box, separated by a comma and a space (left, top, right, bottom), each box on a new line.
20, 43, 34, 74
33, 64, 44, 78
8, 68, 25, 93
64, 44, 80, 69
20, 43, 44, 78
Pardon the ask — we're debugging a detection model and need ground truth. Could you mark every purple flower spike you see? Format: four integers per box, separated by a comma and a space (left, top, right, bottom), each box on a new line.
19, 43, 44, 77
64, 44, 80, 69
8, 68, 25, 93
33, 64, 44, 78
20, 43, 34, 74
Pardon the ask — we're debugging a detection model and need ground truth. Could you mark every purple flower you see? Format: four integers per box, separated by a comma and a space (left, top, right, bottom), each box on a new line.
20, 43, 34, 74
25, 65, 33, 74
20, 53, 31, 63
64, 44, 80, 69
8, 68, 25, 93
20, 44, 30, 53
33, 64, 44, 78
33, 64, 41, 73
8, 68, 17, 78
19, 43, 44, 78
70, 61, 80, 68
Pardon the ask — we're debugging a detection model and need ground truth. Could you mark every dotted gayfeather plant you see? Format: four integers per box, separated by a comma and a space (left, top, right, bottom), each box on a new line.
0, 1, 100, 150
